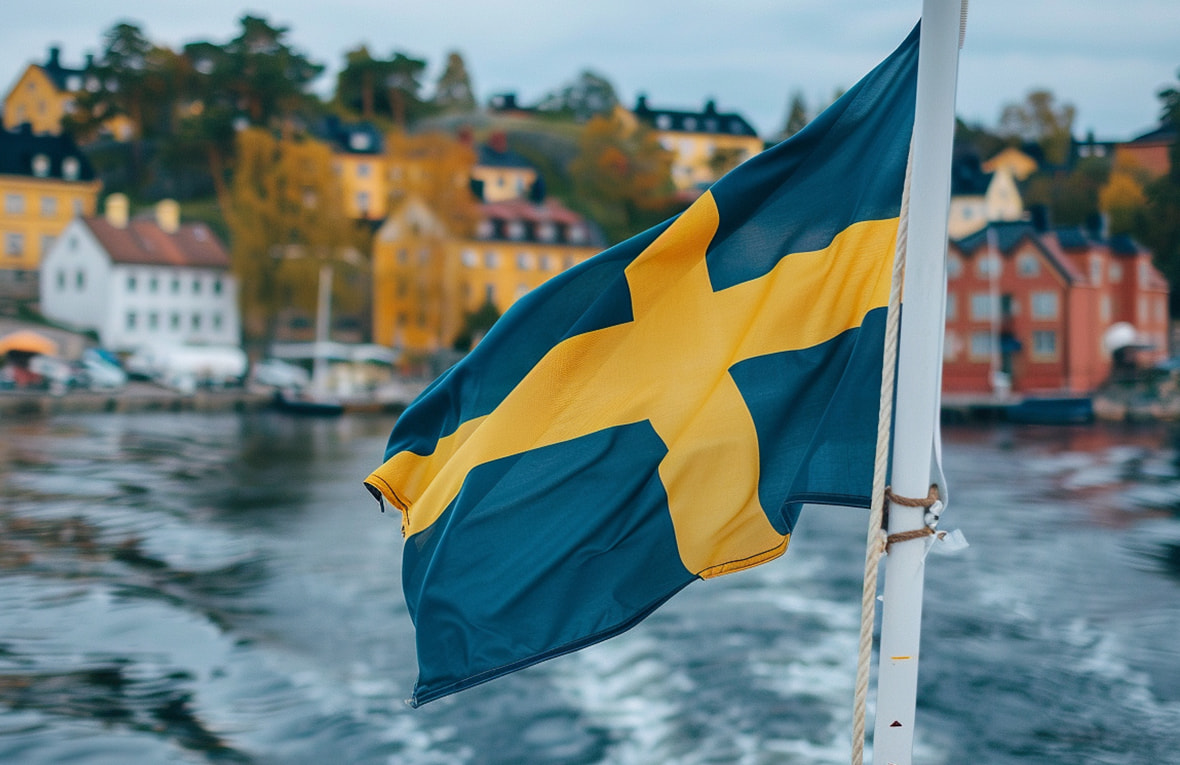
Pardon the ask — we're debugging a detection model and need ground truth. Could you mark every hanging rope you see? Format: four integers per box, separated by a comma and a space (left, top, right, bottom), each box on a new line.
850, 136, 913, 765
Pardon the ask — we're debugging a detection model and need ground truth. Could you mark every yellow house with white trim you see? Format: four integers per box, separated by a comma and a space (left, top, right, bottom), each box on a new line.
633, 96, 765, 192
0, 125, 101, 303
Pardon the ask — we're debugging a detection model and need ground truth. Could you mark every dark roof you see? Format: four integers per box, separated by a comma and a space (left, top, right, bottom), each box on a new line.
950, 148, 992, 196
476, 143, 534, 169
315, 116, 383, 155
477, 198, 606, 247
953, 221, 1081, 284
0, 125, 96, 181
633, 95, 758, 137
83, 216, 230, 269
36, 46, 85, 92
1127, 122, 1178, 145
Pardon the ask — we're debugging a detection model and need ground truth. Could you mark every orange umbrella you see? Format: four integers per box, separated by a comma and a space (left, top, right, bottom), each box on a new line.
0, 330, 60, 357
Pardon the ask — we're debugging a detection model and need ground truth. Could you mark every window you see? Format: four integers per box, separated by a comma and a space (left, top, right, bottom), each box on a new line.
516, 252, 532, 270
5, 193, 24, 214
1030, 291, 1058, 319
356, 161, 371, 177
32, 154, 50, 178
5, 233, 24, 256
212, 278, 222, 295
945, 293, 957, 320
1139, 261, 1151, 284
970, 331, 994, 360
149, 276, 158, 293
40, 196, 57, 217
193, 278, 202, 294
485, 283, 496, 303
212, 313, 223, 330
970, 292, 995, 320
192, 313, 202, 330
539, 254, 553, 272
1109, 262, 1122, 283
148, 312, 159, 330
56, 270, 65, 289
62, 157, 79, 180
506, 221, 525, 240
569, 225, 588, 244
1089, 257, 1103, 285
171, 278, 180, 294
170, 312, 181, 330
946, 254, 962, 279
76, 269, 85, 289
1100, 295, 1112, 322
1017, 253, 1039, 276
127, 275, 137, 292
976, 252, 1001, 278
72, 198, 84, 216
515, 283, 529, 299
126, 310, 137, 330
1032, 330, 1057, 359
537, 223, 556, 243
461, 249, 478, 268
357, 191, 370, 214
41, 235, 55, 255
484, 251, 499, 269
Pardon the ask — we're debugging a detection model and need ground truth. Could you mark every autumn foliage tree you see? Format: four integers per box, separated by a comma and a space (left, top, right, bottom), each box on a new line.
569, 111, 677, 244
226, 127, 368, 346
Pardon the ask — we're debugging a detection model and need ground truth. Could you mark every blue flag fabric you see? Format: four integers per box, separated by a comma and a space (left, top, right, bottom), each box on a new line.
365, 26, 920, 707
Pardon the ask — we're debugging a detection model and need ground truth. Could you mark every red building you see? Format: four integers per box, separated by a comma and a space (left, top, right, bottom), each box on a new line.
943, 221, 1169, 395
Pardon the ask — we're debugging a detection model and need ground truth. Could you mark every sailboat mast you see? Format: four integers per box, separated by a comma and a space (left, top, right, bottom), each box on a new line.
872, 1, 963, 763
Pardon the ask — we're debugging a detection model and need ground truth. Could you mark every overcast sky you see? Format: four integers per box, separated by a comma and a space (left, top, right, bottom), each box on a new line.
2, 1, 1178, 141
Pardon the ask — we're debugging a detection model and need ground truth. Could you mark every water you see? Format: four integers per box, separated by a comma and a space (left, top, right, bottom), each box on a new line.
1, 412, 1179, 764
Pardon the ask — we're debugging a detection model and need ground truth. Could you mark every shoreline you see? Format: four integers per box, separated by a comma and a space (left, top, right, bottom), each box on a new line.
0, 381, 413, 417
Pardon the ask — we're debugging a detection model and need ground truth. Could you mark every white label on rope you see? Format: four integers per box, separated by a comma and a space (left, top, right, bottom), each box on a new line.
924, 528, 968, 560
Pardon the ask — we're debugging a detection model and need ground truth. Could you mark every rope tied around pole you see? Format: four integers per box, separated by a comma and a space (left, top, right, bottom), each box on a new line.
883, 485, 941, 551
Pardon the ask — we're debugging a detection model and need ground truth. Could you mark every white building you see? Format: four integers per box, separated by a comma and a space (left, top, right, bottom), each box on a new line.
39, 195, 241, 352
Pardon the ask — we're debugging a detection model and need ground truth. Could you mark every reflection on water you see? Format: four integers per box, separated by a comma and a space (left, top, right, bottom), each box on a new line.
1, 413, 1179, 764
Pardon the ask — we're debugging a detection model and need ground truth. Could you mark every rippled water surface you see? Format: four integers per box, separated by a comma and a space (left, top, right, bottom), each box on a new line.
1, 412, 1179, 764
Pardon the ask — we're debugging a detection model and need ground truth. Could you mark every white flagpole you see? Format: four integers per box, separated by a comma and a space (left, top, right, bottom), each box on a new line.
872, 1, 963, 764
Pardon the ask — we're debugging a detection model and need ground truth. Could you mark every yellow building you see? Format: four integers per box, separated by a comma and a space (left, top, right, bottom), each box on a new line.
632, 96, 765, 192
948, 150, 1024, 239
0, 125, 101, 303
372, 196, 602, 353
470, 132, 538, 202
323, 120, 479, 223
3, 46, 136, 141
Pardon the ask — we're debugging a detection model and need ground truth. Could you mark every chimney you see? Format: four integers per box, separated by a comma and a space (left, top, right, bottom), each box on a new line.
704, 99, 717, 115
155, 199, 180, 233
635, 94, 649, 113
105, 193, 129, 229
47, 46, 61, 68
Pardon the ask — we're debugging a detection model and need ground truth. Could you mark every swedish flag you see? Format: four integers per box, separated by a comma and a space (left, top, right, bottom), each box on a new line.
366, 26, 920, 707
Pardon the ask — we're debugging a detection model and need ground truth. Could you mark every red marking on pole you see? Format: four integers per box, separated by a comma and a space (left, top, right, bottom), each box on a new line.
889, 720, 904, 728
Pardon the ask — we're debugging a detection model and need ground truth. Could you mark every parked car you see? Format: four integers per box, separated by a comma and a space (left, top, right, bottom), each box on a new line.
78, 352, 127, 389
250, 358, 311, 390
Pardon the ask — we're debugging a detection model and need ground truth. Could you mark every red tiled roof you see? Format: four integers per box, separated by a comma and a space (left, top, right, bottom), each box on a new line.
478, 198, 585, 226
83, 217, 230, 269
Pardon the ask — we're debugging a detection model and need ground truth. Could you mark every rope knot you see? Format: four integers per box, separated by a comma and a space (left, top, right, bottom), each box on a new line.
883, 485, 941, 551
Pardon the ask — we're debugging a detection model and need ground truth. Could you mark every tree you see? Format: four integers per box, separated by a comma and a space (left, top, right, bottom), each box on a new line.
780, 91, 808, 139
171, 15, 324, 205
1141, 69, 1180, 314
225, 128, 368, 347
432, 51, 476, 113
536, 70, 618, 121
336, 48, 428, 125
1099, 155, 1151, 235
452, 299, 501, 351
568, 111, 678, 244
998, 89, 1076, 166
